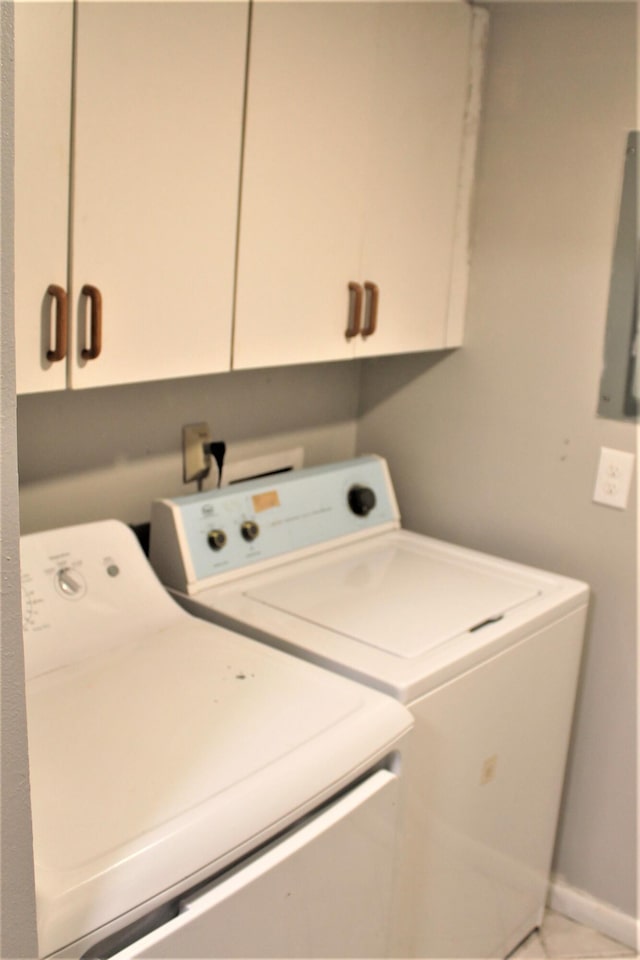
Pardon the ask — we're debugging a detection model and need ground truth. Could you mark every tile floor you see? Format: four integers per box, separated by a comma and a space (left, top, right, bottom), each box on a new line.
510, 910, 637, 959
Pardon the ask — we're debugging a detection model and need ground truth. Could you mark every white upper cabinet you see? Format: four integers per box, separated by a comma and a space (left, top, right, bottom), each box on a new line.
15, 0, 249, 393
14, 1, 485, 392
14, 0, 74, 394
233, 1, 485, 370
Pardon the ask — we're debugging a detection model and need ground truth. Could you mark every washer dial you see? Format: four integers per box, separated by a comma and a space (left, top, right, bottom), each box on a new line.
347, 484, 377, 517
241, 520, 260, 543
207, 529, 228, 551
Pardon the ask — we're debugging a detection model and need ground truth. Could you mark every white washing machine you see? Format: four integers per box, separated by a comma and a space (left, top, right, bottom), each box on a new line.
21, 519, 412, 959
150, 455, 590, 959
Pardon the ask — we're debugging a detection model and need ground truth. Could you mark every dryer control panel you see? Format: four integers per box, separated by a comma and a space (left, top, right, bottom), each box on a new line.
150, 456, 400, 593
21, 519, 183, 680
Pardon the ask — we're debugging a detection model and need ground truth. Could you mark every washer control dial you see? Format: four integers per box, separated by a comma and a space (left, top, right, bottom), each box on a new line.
347, 484, 377, 517
207, 529, 227, 552
241, 520, 260, 543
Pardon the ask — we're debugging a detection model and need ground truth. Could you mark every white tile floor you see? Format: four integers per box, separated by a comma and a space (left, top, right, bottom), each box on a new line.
510, 910, 638, 959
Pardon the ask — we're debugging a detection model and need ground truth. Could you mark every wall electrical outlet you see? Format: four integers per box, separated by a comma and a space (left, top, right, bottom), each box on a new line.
182, 422, 212, 485
593, 447, 635, 509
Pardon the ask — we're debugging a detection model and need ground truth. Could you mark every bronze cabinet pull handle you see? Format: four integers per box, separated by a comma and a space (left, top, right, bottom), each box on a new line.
362, 282, 379, 338
46, 284, 68, 361
81, 285, 102, 360
346, 282, 363, 339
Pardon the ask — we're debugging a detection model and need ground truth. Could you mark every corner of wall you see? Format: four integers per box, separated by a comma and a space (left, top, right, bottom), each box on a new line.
1, 3, 39, 954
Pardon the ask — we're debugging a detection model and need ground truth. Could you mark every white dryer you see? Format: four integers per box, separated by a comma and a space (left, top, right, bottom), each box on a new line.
150, 455, 589, 959
21, 519, 412, 959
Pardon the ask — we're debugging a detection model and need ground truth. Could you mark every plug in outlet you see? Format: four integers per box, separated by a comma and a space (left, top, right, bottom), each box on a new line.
182, 422, 212, 485
593, 447, 635, 509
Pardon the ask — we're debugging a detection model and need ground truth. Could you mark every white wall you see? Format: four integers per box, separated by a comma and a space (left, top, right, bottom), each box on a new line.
0, 3, 39, 954
358, 0, 637, 928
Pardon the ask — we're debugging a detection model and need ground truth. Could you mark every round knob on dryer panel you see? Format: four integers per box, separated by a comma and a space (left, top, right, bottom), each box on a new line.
348, 484, 377, 517
54, 567, 86, 599
207, 529, 227, 552
241, 520, 260, 543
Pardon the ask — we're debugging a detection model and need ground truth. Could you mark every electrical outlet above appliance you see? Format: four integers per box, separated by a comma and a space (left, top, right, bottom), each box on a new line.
593, 446, 635, 509
182, 422, 212, 485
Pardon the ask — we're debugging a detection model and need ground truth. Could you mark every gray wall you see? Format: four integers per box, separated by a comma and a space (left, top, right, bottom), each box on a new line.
17, 363, 361, 532
358, 1, 637, 919
0, 3, 39, 955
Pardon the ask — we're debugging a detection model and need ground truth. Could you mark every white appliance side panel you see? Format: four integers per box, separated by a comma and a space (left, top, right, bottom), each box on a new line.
396, 609, 585, 959
110, 770, 400, 959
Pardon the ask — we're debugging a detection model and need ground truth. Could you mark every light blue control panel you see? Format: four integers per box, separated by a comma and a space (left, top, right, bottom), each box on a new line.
150, 456, 399, 590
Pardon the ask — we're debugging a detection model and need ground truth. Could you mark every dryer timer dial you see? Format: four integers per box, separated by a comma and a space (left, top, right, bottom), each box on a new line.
54, 567, 86, 599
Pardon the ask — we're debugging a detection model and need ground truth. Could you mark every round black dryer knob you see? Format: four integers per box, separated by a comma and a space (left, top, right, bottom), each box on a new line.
348, 484, 377, 517
241, 520, 260, 542
207, 529, 227, 551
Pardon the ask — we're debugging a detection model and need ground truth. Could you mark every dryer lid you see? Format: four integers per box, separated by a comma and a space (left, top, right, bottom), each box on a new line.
246, 538, 541, 658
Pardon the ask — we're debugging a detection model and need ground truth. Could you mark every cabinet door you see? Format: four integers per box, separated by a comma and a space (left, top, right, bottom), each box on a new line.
70, 0, 248, 389
234, 2, 481, 371
14, 0, 73, 395
356, 3, 474, 358
233, 3, 379, 370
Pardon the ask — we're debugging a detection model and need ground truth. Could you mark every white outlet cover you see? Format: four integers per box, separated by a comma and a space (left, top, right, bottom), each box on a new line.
593, 447, 635, 510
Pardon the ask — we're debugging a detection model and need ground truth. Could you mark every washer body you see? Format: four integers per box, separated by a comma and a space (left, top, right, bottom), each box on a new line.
151, 456, 589, 958
22, 519, 412, 959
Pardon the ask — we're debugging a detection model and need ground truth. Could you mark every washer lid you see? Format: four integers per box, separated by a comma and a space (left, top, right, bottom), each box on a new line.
246, 538, 541, 658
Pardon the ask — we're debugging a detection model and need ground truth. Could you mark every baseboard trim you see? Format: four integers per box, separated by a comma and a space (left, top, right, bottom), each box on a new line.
548, 876, 639, 951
